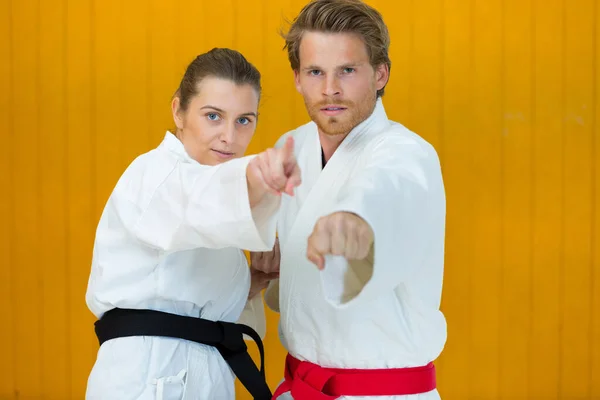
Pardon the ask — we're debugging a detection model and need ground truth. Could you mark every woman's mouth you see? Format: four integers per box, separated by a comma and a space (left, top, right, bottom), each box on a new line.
211, 149, 235, 159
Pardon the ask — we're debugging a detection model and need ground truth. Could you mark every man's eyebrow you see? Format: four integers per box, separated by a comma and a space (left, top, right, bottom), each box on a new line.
301, 63, 362, 71
302, 65, 321, 71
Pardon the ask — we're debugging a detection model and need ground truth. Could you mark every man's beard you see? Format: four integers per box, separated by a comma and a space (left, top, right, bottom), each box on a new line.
304, 94, 377, 137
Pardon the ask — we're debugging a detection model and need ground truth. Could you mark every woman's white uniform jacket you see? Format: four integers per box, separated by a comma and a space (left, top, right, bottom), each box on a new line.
85, 131, 279, 400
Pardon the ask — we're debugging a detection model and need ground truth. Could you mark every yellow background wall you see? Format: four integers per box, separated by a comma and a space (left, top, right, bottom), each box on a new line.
0, 0, 599, 399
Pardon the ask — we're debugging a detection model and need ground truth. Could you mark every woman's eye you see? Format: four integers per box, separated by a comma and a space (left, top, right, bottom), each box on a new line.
238, 117, 250, 125
207, 113, 220, 121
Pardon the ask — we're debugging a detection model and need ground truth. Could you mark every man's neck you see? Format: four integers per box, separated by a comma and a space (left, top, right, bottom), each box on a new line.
318, 131, 349, 165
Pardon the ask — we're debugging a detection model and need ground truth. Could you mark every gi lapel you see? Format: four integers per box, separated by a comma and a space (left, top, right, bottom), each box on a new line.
285, 99, 391, 245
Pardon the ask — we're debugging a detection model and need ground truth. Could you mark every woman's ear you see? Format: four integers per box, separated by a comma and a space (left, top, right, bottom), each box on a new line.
171, 96, 184, 130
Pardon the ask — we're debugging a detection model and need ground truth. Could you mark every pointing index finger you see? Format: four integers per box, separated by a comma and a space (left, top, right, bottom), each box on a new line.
281, 136, 295, 164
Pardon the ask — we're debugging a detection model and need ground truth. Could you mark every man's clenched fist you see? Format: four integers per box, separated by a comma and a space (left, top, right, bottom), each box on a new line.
306, 212, 374, 270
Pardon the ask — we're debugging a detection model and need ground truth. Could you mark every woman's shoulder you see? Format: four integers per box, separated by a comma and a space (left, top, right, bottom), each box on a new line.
110, 147, 180, 206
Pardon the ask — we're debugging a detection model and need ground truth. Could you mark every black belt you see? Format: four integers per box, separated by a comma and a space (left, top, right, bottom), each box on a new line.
94, 308, 273, 399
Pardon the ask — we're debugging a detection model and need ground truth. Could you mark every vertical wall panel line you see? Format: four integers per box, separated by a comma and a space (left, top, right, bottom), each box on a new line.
146, 0, 152, 148
589, 0, 598, 395
89, 0, 96, 233
0, 0, 13, 389
439, 0, 445, 162
7, 0, 15, 393
557, 0, 566, 394
62, 0, 72, 392
528, 0, 537, 396
407, 0, 414, 126
594, 2, 600, 396
35, 0, 43, 392
261, 0, 268, 150
595, 0, 600, 381
467, 0, 475, 397
64, 0, 72, 392
232, 0, 238, 49
118, 0, 123, 167
497, 0, 506, 392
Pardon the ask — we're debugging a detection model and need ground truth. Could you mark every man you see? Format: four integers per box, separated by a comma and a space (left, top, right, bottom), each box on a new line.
260, 0, 447, 398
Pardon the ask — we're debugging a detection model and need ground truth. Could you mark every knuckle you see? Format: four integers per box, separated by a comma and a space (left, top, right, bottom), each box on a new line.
335, 217, 345, 232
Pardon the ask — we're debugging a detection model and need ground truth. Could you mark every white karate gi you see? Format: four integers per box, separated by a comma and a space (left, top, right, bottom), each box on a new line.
85, 131, 278, 400
266, 98, 447, 400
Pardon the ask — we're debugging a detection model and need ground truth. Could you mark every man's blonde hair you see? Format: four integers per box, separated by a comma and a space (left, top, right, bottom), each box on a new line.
281, 0, 391, 97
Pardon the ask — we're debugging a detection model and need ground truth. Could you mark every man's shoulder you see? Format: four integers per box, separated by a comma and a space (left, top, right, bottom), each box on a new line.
373, 120, 439, 156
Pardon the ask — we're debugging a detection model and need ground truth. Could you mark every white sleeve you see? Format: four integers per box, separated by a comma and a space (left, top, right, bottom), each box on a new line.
237, 294, 267, 341
115, 154, 279, 253
320, 135, 446, 308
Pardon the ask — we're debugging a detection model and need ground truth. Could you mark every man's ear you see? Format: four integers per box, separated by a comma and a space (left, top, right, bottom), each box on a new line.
294, 69, 303, 95
374, 63, 389, 92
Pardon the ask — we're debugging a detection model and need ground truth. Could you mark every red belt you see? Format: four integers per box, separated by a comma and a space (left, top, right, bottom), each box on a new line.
272, 353, 436, 400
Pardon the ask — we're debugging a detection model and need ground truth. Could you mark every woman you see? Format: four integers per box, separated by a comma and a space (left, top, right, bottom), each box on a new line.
85, 48, 299, 400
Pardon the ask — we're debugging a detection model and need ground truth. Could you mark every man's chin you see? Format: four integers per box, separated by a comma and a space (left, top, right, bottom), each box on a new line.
316, 119, 352, 137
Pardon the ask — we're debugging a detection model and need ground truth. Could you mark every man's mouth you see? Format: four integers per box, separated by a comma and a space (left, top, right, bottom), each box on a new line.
321, 105, 347, 111
320, 105, 347, 116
